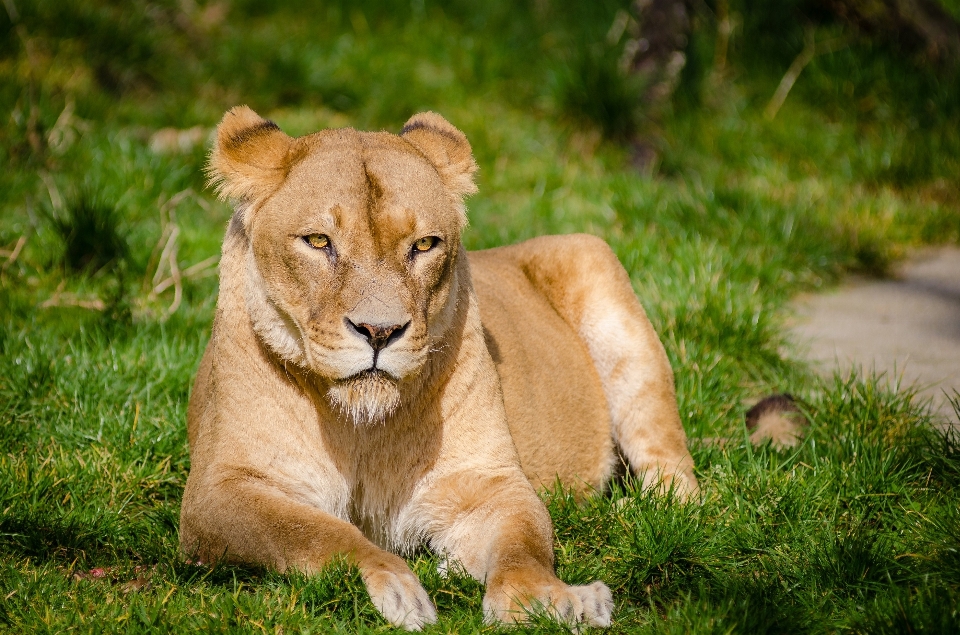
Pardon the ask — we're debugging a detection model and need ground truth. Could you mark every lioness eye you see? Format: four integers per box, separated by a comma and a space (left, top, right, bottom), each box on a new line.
304, 234, 329, 249
413, 236, 438, 252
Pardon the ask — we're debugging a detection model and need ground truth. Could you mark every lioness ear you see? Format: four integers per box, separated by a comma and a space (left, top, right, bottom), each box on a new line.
400, 112, 478, 199
207, 105, 296, 206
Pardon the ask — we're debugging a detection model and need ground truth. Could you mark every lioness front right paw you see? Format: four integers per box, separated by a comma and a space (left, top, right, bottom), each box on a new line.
361, 558, 437, 630
483, 576, 614, 629
637, 466, 700, 502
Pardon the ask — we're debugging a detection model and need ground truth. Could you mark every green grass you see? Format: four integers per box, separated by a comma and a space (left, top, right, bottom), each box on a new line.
1, 0, 959, 632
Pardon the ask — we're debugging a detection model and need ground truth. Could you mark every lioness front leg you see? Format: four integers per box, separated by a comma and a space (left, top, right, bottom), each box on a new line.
181, 474, 437, 630
482, 525, 614, 628
423, 473, 613, 628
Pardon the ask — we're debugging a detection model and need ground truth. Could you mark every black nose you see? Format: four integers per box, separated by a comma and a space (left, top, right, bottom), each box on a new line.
348, 320, 408, 351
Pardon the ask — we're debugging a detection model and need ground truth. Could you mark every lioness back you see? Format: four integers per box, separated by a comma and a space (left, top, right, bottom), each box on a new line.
469, 237, 615, 495
469, 232, 699, 500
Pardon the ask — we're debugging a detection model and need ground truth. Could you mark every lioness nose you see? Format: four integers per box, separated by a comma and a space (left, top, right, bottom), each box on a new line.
348, 320, 408, 351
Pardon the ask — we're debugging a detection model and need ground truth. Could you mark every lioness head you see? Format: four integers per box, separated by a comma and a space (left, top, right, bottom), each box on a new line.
208, 107, 478, 423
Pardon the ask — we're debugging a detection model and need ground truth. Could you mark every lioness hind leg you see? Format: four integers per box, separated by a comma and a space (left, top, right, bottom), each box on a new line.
511, 234, 698, 499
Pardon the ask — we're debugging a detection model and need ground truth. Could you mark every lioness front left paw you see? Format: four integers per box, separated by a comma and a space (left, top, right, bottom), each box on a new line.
361, 559, 438, 630
483, 577, 614, 629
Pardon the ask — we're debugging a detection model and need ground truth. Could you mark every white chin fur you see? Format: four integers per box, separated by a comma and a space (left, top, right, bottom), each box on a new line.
327, 373, 402, 425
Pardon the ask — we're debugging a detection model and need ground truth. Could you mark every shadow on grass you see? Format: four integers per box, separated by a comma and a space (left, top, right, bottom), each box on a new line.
853, 583, 960, 634
0, 509, 131, 566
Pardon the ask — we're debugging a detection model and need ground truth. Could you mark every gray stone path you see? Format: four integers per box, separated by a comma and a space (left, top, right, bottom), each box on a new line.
789, 247, 960, 427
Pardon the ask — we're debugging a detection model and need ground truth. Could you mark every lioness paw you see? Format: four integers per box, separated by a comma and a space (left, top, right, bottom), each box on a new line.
572, 581, 614, 628
362, 564, 437, 630
483, 578, 613, 629
638, 467, 700, 502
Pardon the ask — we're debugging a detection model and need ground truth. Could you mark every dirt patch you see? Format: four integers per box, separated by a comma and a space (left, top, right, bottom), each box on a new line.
790, 247, 960, 427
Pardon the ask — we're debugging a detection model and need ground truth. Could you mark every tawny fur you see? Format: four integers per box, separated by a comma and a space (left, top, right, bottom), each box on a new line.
746, 393, 808, 449
181, 108, 697, 630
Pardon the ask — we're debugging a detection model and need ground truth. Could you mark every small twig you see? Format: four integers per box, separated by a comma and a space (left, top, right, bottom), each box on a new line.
765, 27, 850, 120
152, 267, 217, 294
141, 188, 216, 319
1, 235, 27, 271
181, 255, 219, 278
163, 245, 183, 317
194, 196, 212, 212
46, 279, 66, 304
160, 189, 193, 219
46, 98, 76, 153
153, 255, 218, 294
39, 171, 64, 211
144, 189, 192, 291
765, 27, 817, 120
143, 223, 174, 292
145, 224, 184, 319
40, 294, 106, 311
39, 281, 104, 311
152, 225, 180, 289
606, 9, 631, 45
153, 278, 176, 295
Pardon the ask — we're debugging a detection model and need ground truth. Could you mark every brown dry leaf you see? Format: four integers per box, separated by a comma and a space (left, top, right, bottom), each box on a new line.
120, 576, 152, 594
71, 565, 155, 593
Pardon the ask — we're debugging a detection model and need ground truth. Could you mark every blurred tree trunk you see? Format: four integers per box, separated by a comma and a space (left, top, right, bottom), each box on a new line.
624, 0, 691, 111
823, 0, 960, 60
622, 0, 691, 170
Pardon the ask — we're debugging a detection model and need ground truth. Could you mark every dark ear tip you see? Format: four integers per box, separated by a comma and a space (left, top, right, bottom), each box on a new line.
224, 120, 281, 149
217, 105, 284, 147
400, 120, 429, 135
400, 111, 466, 143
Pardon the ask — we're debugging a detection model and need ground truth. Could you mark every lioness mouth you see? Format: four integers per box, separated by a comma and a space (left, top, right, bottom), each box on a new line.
327, 369, 401, 425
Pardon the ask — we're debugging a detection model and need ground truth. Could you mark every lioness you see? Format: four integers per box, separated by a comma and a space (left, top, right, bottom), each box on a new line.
181, 107, 698, 629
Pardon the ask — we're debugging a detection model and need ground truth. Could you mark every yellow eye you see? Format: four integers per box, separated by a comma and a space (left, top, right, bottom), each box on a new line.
413, 236, 437, 252
305, 234, 329, 249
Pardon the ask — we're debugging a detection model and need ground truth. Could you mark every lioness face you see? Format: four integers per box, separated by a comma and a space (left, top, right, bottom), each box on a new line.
209, 108, 477, 423
241, 131, 465, 423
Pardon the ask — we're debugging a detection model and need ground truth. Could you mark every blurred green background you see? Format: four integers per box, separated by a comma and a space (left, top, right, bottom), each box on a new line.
3, 0, 959, 395
3, 0, 959, 268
